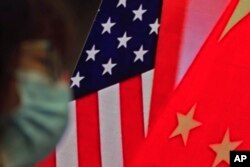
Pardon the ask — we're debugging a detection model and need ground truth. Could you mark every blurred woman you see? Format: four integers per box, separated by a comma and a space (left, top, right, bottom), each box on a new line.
0, 0, 75, 166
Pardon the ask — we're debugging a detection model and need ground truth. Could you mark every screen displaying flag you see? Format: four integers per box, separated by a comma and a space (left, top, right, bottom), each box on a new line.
37, 0, 230, 167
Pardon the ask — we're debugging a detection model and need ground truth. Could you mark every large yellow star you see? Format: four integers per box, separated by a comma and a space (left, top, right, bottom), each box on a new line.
220, 0, 250, 40
209, 129, 242, 167
169, 104, 202, 145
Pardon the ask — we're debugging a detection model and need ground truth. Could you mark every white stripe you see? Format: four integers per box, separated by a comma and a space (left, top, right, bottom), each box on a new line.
142, 70, 154, 136
98, 84, 123, 167
176, 0, 228, 85
56, 101, 78, 167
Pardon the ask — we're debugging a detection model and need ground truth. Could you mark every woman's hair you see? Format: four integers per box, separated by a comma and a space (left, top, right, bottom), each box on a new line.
0, 0, 75, 112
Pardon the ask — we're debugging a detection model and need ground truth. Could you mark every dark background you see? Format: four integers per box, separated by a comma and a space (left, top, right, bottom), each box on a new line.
63, 0, 101, 72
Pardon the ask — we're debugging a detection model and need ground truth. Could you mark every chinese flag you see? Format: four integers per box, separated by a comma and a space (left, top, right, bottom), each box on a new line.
130, 0, 250, 167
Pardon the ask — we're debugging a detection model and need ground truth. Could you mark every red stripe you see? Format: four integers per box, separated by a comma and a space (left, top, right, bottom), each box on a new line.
76, 94, 102, 167
149, 0, 189, 128
120, 76, 145, 167
36, 151, 56, 167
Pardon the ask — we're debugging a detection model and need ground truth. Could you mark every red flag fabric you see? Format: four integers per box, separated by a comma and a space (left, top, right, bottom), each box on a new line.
36, 152, 56, 167
148, 0, 189, 128
130, 0, 250, 166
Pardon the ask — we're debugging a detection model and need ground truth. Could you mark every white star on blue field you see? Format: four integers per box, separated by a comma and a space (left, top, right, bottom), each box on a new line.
72, 0, 162, 99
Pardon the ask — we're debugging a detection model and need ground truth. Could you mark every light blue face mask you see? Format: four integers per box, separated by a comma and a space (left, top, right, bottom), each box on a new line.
2, 71, 71, 167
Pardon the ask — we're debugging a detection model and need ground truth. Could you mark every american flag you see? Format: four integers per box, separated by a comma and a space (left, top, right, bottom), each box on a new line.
71, 0, 162, 98
37, 0, 230, 167
70, 0, 161, 166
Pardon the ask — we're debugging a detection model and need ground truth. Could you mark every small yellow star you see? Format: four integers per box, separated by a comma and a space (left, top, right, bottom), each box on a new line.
210, 129, 242, 167
220, 0, 250, 40
169, 104, 202, 145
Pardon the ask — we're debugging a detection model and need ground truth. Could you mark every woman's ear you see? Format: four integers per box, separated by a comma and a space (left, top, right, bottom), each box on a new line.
20, 40, 50, 59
